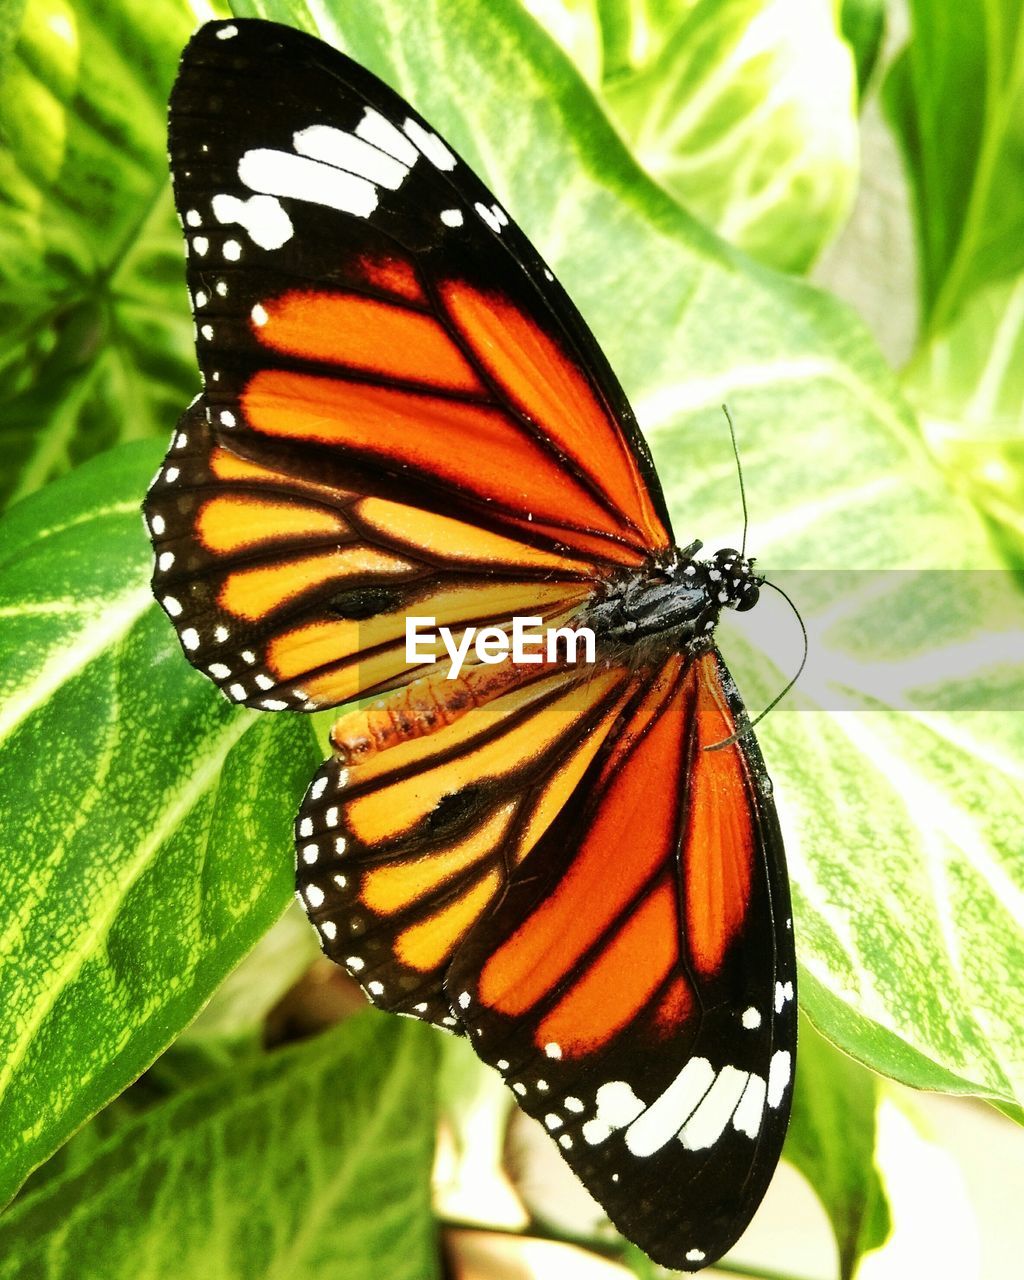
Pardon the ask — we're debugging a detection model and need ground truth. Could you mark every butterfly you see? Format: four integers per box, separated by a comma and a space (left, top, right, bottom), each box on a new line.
145, 18, 797, 1272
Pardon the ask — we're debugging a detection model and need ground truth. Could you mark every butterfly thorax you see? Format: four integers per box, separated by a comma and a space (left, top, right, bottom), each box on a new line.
583, 541, 761, 660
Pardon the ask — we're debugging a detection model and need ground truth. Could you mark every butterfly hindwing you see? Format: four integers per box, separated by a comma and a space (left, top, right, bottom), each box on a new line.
446, 651, 796, 1269
294, 659, 643, 1027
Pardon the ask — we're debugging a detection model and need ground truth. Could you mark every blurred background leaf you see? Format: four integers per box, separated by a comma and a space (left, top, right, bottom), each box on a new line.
883, 0, 1024, 335
884, 0, 1024, 565
524, 0, 861, 271
0, 1014, 440, 1280
785, 1016, 890, 1280
0, 0, 211, 512
841, 0, 887, 95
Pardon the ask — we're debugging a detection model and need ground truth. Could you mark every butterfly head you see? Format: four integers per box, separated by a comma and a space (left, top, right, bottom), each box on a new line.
707, 547, 762, 613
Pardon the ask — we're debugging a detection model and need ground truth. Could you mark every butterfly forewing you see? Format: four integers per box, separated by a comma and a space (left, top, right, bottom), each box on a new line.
151, 18, 797, 1274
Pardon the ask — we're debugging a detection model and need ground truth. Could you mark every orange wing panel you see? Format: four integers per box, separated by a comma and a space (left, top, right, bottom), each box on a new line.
254, 289, 485, 392
243, 369, 630, 537
396, 869, 502, 972
218, 545, 416, 620
683, 655, 756, 976
535, 876, 684, 1058
477, 671, 688, 1016
197, 494, 350, 553
441, 281, 669, 549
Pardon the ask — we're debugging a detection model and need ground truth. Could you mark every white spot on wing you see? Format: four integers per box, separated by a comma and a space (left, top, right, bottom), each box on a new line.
311, 776, 328, 800
239, 148, 378, 219
251, 304, 268, 327
742, 1006, 761, 1029
347, 955, 365, 972
544, 1042, 562, 1059
163, 596, 182, 617
223, 239, 242, 261
402, 117, 456, 170
440, 208, 463, 227
181, 627, 200, 651
150, 514, 165, 535
596, 1081, 644, 1128
732, 1072, 766, 1139
208, 663, 231, 680
767, 1050, 791, 1108
686, 1250, 706, 1263
305, 884, 324, 908
295, 125, 409, 189
320, 920, 337, 940
679, 1065, 749, 1151
475, 201, 507, 233
625, 1058, 714, 1157
298, 817, 313, 838
216, 23, 237, 38
355, 108, 418, 165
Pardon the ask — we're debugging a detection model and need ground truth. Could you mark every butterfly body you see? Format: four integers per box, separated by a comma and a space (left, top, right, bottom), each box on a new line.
582, 542, 762, 654
148, 19, 797, 1272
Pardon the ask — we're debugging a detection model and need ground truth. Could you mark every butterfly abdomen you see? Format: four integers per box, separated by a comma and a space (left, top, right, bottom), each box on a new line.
329, 655, 556, 762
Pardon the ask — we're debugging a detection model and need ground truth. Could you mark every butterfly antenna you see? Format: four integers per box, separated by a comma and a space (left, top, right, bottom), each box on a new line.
705, 579, 808, 751
722, 404, 749, 559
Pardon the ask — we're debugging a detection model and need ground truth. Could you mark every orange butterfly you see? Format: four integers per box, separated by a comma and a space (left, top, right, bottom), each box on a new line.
145, 19, 796, 1271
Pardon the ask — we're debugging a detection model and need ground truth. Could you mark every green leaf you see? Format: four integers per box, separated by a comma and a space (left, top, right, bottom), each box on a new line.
883, 0, 1024, 335
181, 903, 321, 1044
0, 1015, 441, 1280
902, 273, 1024, 567
598, 0, 860, 271
840, 0, 886, 95
785, 1017, 890, 1279
0, 0, 206, 512
0, 442, 320, 1205
521, 0, 602, 85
